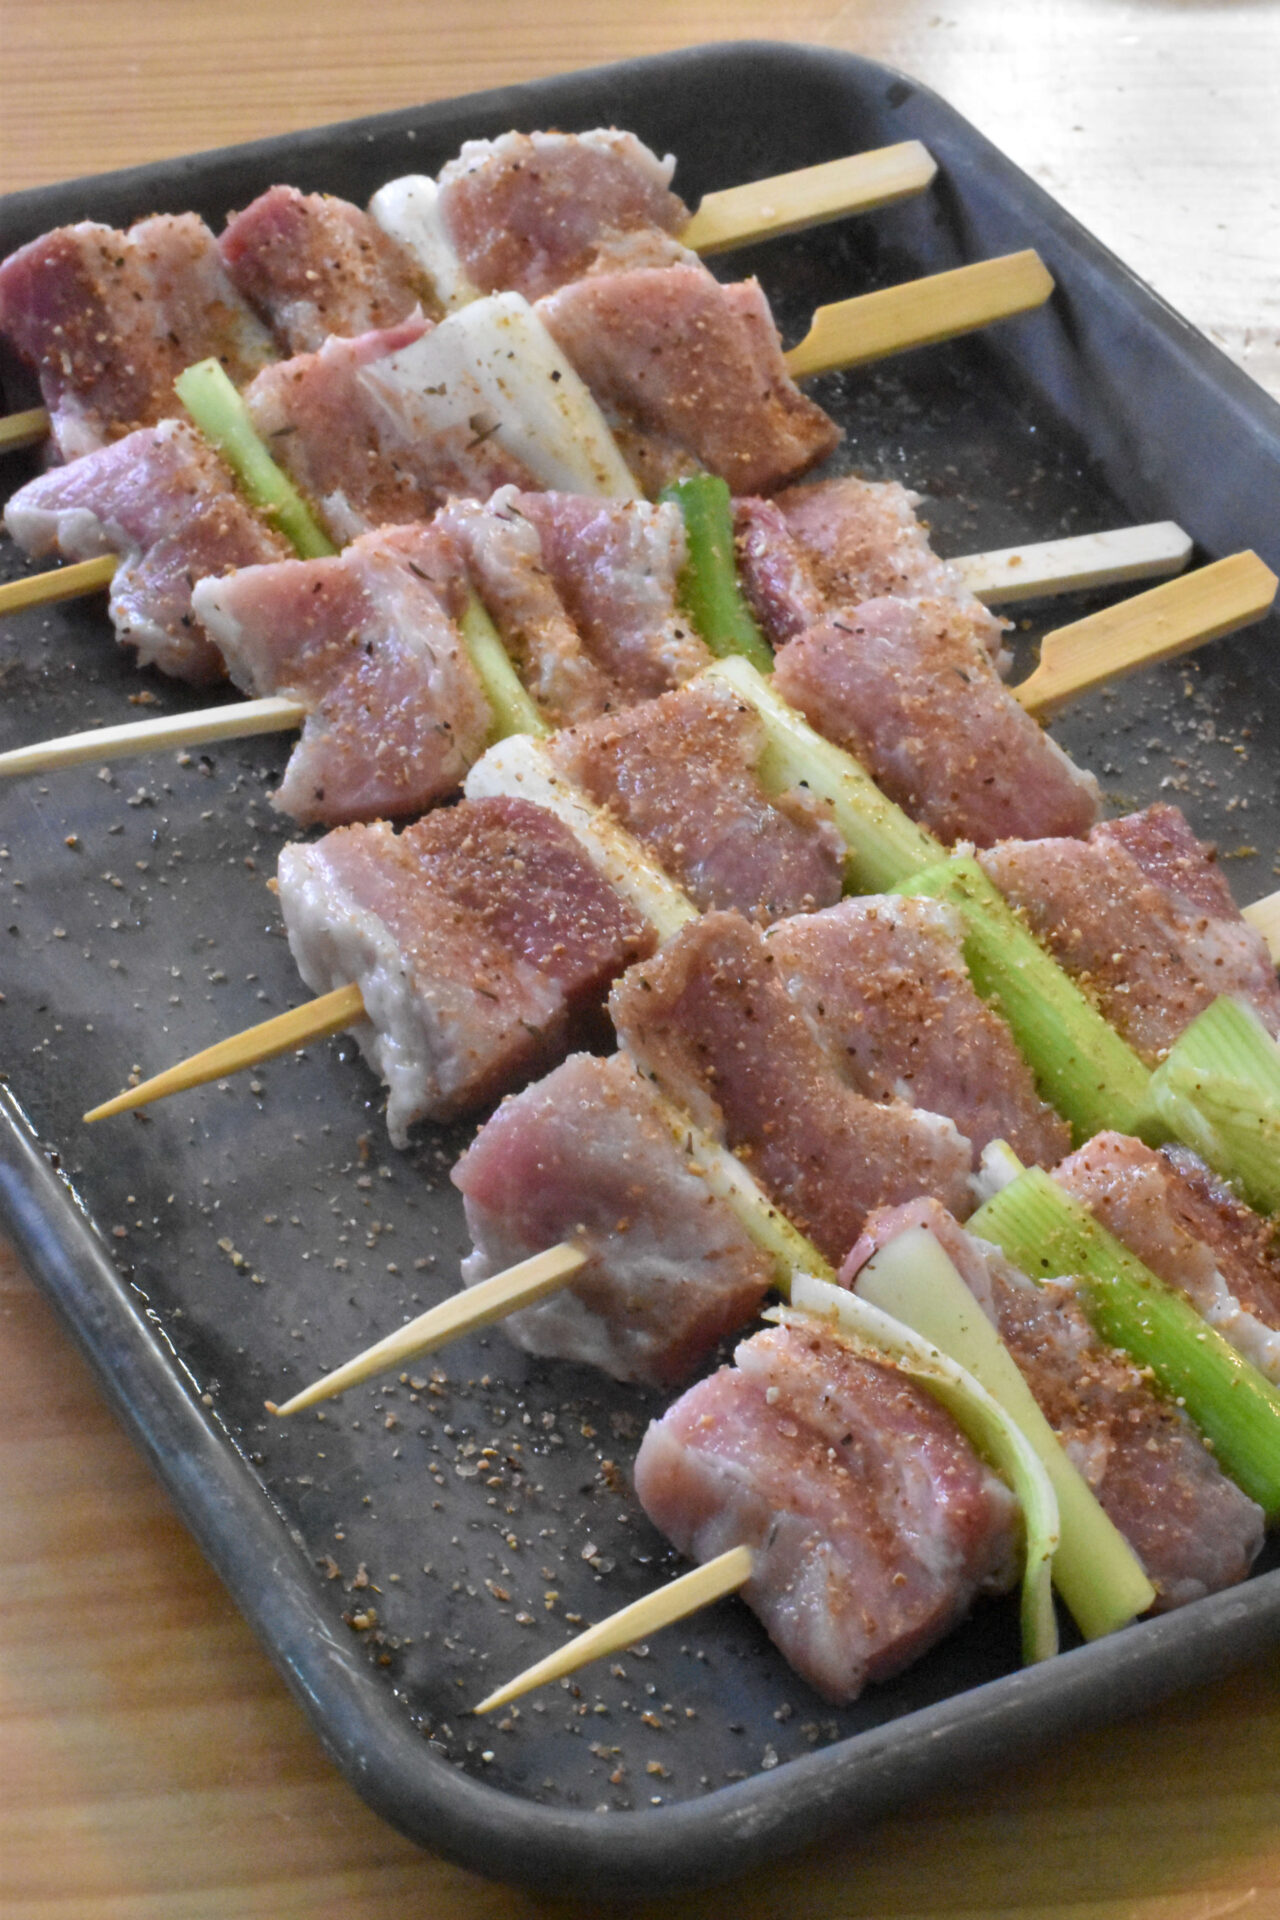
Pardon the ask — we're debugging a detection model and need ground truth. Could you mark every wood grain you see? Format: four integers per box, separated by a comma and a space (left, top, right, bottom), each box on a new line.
3, 3, 1280, 1913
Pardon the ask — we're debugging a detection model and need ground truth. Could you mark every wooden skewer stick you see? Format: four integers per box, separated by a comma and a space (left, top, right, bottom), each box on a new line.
784, 251, 1053, 380
0, 695, 304, 778
266, 1243, 587, 1417
680, 142, 936, 254
82, 980, 364, 1122
952, 522, 1192, 606
0, 405, 50, 454
0, 550, 118, 615
1243, 893, 1280, 962
0, 523, 1196, 779
1013, 551, 1278, 718
473, 1545, 755, 1716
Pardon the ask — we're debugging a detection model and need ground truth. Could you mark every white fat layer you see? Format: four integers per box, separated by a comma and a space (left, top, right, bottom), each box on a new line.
1190, 1268, 1280, 1384
361, 292, 640, 499
276, 843, 432, 1148
464, 733, 695, 941
3, 500, 123, 562
369, 175, 480, 313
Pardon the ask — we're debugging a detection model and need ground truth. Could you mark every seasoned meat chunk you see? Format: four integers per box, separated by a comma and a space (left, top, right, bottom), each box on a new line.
635, 1319, 1019, 1702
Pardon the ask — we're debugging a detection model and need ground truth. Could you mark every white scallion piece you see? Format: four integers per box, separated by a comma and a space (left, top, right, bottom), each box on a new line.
369, 174, 482, 311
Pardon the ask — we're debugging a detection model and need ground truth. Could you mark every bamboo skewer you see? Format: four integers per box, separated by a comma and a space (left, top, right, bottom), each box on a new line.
1013, 551, 1278, 718
0, 525, 1196, 779
0, 142, 940, 455
783, 251, 1053, 380
82, 981, 364, 1122
473, 1545, 755, 1715
265, 1244, 588, 1416
1243, 894, 1280, 961
0, 550, 118, 615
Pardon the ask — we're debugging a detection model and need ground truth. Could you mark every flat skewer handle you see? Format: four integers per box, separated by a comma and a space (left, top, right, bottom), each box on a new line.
0, 405, 50, 453
83, 980, 366, 1122
266, 1243, 588, 1417
473, 1545, 755, 1715
0, 550, 118, 614
681, 142, 937, 255
1243, 892, 1280, 964
1014, 550, 1278, 717
954, 522, 1192, 606
784, 251, 1054, 381
0, 695, 305, 777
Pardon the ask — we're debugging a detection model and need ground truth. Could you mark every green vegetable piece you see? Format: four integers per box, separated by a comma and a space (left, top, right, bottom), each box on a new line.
459, 594, 549, 742
659, 474, 775, 673
174, 358, 335, 559
971, 1166, 1280, 1517
1149, 995, 1280, 1215
781, 1278, 1061, 1667
850, 1223, 1155, 1638
705, 655, 942, 893
895, 854, 1158, 1145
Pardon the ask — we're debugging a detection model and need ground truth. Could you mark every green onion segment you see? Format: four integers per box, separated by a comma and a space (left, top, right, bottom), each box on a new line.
659, 474, 775, 673
1149, 995, 1280, 1215
174, 359, 336, 560
780, 1278, 1061, 1666
459, 594, 549, 742
971, 1167, 1280, 1516
850, 1225, 1155, 1637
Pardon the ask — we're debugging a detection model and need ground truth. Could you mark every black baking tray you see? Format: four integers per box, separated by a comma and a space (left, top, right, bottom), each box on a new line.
4, 41, 1280, 1898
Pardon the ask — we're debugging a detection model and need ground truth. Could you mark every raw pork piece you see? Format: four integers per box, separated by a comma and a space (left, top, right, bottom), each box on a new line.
277, 798, 655, 1145
0, 213, 275, 460
243, 316, 535, 544
549, 678, 845, 922
537, 262, 841, 495
735, 477, 1008, 665
220, 185, 437, 353
453, 1051, 774, 1387
1055, 1131, 1280, 1384
3, 418, 289, 682
635, 1319, 1019, 1703
766, 897, 1070, 1167
979, 804, 1280, 1063
846, 1198, 1264, 1610
191, 522, 490, 826
436, 129, 693, 301
609, 911, 975, 1262
440, 487, 705, 720
772, 595, 1100, 846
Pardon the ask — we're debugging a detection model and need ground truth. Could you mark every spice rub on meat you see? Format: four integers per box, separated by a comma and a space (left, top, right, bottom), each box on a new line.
548, 679, 845, 923
277, 797, 655, 1146
735, 475, 1008, 665
3, 418, 290, 682
191, 521, 491, 827
608, 911, 974, 1263
241, 315, 534, 546
453, 1050, 775, 1389
766, 896, 1070, 1168
220, 185, 438, 354
0, 213, 276, 460
772, 595, 1101, 847
537, 262, 841, 496
435, 129, 694, 302
978, 804, 1280, 1063
1055, 1130, 1280, 1385
846, 1199, 1265, 1611
634, 1318, 1019, 1703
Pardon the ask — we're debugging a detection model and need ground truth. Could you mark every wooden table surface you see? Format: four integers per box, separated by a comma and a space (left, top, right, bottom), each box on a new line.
3, 4, 1280, 1915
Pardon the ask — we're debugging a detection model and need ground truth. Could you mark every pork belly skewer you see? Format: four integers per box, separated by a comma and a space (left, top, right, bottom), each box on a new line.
0, 132, 938, 451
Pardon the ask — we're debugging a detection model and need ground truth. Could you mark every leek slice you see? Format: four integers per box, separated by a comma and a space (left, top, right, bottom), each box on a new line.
1149, 995, 1280, 1215
368, 174, 481, 312
174, 359, 336, 560
458, 593, 548, 742
704, 655, 942, 892
895, 854, 1158, 1145
658, 474, 775, 673
971, 1167, 1280, 1515
779, 1279, 1060, 1666
463, 734, 698, 945
359, 291, 641, 499
850, 1224, 1155, 1637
